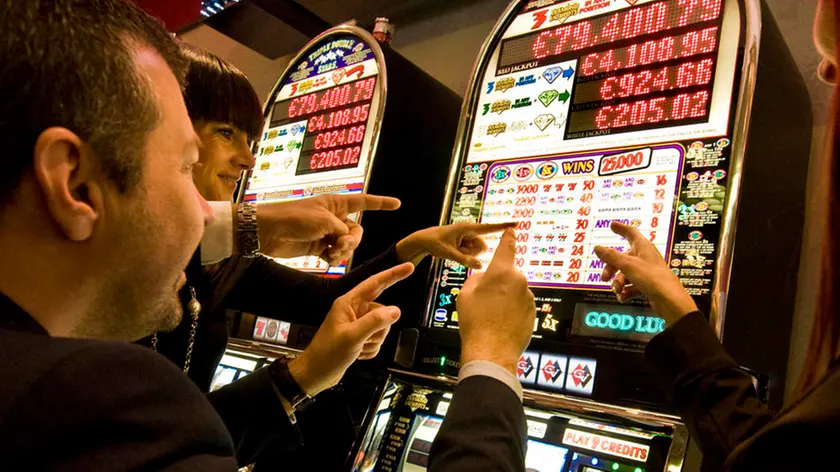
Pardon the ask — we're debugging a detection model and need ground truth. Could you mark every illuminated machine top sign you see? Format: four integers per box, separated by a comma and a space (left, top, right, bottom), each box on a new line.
242, 33, 383, 275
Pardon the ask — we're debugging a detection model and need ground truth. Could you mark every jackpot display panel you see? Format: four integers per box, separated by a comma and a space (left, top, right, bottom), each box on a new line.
352, 0, 810, 470
239, 26, 460, 278
232, 26, 461, 354
434, 0, 738, 342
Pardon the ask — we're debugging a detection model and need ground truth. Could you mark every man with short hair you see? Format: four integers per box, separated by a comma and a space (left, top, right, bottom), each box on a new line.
0, 0, 234, 469
0, 2, 416, 468
0, 1, 536, 470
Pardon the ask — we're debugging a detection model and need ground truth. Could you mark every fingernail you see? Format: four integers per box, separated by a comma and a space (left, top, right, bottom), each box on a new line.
471, 261, 482, 269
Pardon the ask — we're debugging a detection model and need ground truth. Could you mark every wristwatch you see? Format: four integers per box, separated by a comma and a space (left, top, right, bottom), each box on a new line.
237, 202, 260, 258
268, 357, 315, 415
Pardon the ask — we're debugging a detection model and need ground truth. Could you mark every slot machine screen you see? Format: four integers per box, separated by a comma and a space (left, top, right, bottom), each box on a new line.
397, 414, 571, 472
428, 0, 741, 349
243, 35, 383, 275
355, 384, 665, 472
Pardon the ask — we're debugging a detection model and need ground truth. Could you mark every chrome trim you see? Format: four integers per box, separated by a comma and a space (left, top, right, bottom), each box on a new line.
388, 368, 689, 470
665, 424, 690, 472
710, 0, 762, 340
387, 368, 681, 426
226, 337, 303, 359
235, 26, 389, 272
350, 372, 397, 470
422, 0, 522, 326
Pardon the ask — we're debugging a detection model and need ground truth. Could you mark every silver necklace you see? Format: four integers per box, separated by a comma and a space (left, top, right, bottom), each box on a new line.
150, 286, 201, 374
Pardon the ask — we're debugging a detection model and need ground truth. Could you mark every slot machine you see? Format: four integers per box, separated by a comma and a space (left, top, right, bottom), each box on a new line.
351, 0, 811, 471
225, 25, 461, 355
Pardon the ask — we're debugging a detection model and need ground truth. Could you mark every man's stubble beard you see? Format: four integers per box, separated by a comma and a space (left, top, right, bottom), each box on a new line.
71, 189, 186, 341
74, 288, 183, 341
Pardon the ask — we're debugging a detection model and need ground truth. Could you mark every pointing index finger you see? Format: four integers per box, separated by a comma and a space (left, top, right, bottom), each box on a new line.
332, 194, 401, 215
486, 228, 516, 274
348, 262, 415, 302
465, 222, 517, 235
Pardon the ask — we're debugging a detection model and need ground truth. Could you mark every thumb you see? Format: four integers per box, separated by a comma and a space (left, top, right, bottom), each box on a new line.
347, 305, 401, 343
323, 213, 350, 237
439, 245, 482, 269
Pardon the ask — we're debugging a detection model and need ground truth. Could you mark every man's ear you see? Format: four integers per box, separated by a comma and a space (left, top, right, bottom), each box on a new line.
32, 128, 103, 241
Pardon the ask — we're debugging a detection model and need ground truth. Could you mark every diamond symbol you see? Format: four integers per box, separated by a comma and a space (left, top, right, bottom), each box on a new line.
542, 360, 563, 383
518, 356, 534, 378
534, 114, 556, 131
331, 69, 346, 84
543, 67, 561, 84
571, 364, 593, 387
539, 90, 560, 107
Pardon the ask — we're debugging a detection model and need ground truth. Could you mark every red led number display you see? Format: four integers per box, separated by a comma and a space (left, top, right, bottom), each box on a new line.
308, 146, 362, 171
579, 26, 717, 77
313, 125, 366, 151
601, 58, 713, 99
288, 77, 376, 119
307, 104, 370, 133
499, 0, 722, 69
590, 90, 710, 130
574, 57, 714, 104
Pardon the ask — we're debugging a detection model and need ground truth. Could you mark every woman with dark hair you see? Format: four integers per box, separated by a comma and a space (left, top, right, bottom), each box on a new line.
592, 1, 839, 469
144, 44, 511, 468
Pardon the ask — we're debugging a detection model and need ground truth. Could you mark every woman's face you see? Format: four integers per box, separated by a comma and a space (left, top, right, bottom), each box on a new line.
815, 0, 837, 84
192, 121, 255, 201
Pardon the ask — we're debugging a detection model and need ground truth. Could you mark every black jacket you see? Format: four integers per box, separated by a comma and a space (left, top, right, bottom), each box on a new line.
0, 291, 525, 471
646, 311, 840, 471
0, 293, 238, 471
429, 376, 527, 472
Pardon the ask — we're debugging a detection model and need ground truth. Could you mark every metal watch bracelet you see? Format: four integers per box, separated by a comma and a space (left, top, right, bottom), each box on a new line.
237, 202, 260, 258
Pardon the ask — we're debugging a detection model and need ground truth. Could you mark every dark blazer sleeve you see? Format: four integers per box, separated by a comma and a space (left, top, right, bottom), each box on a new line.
645, 311, 775, 472
428, 376, 527, 472
2, 342, 237, 471
206, 367, 302, 466
221, 246, 402, 324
